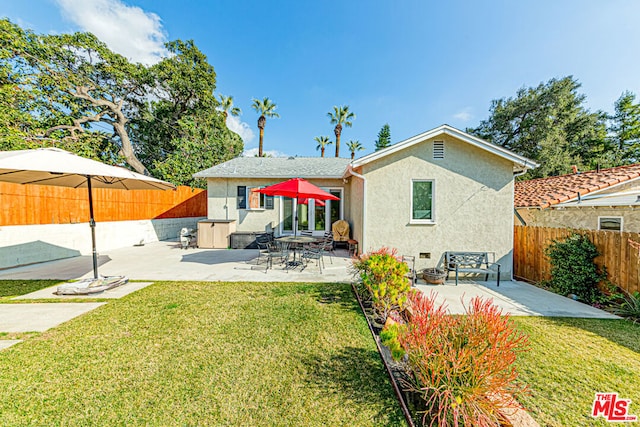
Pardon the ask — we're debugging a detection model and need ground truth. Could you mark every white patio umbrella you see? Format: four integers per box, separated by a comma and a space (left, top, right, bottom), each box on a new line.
0, 148, 176, 278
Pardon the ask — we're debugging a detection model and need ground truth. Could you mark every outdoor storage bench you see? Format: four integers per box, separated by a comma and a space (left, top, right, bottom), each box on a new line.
440, 251, 501, 286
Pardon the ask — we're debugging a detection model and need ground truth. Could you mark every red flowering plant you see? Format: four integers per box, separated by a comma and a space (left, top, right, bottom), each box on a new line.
382, 291, 529, 427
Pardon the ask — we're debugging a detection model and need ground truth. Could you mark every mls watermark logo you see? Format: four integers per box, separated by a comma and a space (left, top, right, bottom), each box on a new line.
592, 393, 637, 422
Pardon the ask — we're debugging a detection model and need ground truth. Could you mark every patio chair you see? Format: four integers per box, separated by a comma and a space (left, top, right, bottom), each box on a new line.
267, 240, 290, 271
301, 246, 325, 274
401, 255, 417, 286
255, 234, 271, 265
300, 230, 314, 237
316, 234, 334, 264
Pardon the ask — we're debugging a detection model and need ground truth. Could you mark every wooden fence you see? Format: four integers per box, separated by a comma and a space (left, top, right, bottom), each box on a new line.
513, 225, 640, 295
0, 182, 206, 226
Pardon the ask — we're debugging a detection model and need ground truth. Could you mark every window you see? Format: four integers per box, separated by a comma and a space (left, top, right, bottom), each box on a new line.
237, 186, 246, 209
411, 180, 434, 223
598, 216, 622, 231
237, 186, 273, 210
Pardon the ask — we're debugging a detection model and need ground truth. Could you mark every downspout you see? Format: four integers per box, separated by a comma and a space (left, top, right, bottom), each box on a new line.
225, 178, 229, 220
347, 165, 367, 254
511, 165, 529, 280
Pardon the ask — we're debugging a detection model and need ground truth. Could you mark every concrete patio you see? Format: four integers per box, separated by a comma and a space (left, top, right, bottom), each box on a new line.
0, 239, 619, 321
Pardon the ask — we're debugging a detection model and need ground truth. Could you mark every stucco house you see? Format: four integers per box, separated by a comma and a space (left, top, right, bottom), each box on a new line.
515, 164, 640, 232
194, 124, 536, 277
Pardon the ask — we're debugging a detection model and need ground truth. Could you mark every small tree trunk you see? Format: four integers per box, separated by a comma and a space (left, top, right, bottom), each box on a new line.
334, 124, 342, 157
321, 147, 325, 157
259, 127, 265, 157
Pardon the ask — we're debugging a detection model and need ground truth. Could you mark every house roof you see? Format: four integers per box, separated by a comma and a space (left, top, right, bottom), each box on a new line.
515, 164, 640, 208
193, 156, 351, 179
347, 124, 538, 174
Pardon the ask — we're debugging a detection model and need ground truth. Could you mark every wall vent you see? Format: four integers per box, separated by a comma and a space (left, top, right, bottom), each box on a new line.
433, 141, 445, 159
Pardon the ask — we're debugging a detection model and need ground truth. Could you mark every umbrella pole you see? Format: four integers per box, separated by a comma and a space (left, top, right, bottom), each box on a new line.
87, 175, 99, 279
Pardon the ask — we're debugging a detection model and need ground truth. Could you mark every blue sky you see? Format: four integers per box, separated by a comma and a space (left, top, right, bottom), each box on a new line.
3, 0, 640, 158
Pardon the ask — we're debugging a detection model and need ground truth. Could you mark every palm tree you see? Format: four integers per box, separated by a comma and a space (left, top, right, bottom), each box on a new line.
217, 94, 241, 119
314, 136, 333, 157
251, 97, 279, 157
327, 105, 355, 157
346, 140, 364, 160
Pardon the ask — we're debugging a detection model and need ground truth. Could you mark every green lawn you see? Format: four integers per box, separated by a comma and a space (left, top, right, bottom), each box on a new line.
2, 281, 639, 426
0, 281, 405, 426
513, 317, 640, 426
0, 279, 61, 299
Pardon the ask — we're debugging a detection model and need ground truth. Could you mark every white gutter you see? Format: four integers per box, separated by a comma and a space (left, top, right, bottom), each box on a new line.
347, 164, 367, 253
510, 168, 530, 281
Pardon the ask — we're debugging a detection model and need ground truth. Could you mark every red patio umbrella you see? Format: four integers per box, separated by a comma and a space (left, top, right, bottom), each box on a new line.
298, 197, 325, 207
253, 178, 340, 200
253, 178, 339, 235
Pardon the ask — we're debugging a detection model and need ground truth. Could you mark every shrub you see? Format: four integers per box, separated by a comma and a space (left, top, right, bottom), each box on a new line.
384, 291, 529, 426
380, 317, 406, 361
611, 291, 640, 322
351, 247, 410, 320
545, 232, 605, 304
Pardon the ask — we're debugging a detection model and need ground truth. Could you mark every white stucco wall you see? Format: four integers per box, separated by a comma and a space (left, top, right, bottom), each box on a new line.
206, 178, 349, 235
359, 135, 515, 276
0, 217, 204, 269
348, 176, 364, 252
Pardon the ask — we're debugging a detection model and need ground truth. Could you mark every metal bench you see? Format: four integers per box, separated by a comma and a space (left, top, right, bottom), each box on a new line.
439, 251, 501, 286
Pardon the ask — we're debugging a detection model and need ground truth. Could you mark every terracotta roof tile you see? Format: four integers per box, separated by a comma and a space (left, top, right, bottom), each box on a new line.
515, 164, 640, 208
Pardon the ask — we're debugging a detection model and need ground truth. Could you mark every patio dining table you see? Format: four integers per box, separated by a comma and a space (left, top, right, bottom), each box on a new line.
276, 235, 320, 268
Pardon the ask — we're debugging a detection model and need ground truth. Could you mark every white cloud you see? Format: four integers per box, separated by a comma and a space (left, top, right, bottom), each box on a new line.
226, 115, 255, 144
55, 0, 168, 65
453, 108, 474, 122
242, 148, 289, 158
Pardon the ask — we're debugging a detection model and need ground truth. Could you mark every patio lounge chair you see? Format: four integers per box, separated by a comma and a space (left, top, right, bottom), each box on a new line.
332, 220, 350, 249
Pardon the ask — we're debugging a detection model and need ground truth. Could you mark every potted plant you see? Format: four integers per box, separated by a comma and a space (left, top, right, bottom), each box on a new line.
422, 268, 446, 285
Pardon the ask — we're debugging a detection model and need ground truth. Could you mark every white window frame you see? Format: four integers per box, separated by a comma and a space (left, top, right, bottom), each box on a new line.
410, 179, 435, 224
598, 216, 623, 232
246, 186, 266, 210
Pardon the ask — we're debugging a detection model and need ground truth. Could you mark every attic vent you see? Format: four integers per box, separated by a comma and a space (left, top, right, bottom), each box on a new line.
433, 141, 445, 159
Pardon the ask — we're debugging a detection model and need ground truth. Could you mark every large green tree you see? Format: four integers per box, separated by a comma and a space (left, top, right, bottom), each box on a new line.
374, 123, 391, 151
153, 111, 242, 187
609, 91, 640, 164
132, 40, 242, 185
251, 97, 279, 157
328, 105, 355, 158
469, 76, 608, 178
0, 19, 242, 186
1, 19, 150, 171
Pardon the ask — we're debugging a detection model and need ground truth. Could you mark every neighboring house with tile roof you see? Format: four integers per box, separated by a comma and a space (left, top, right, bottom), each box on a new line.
195, 125, 536, 277
515, 164, 640, 232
